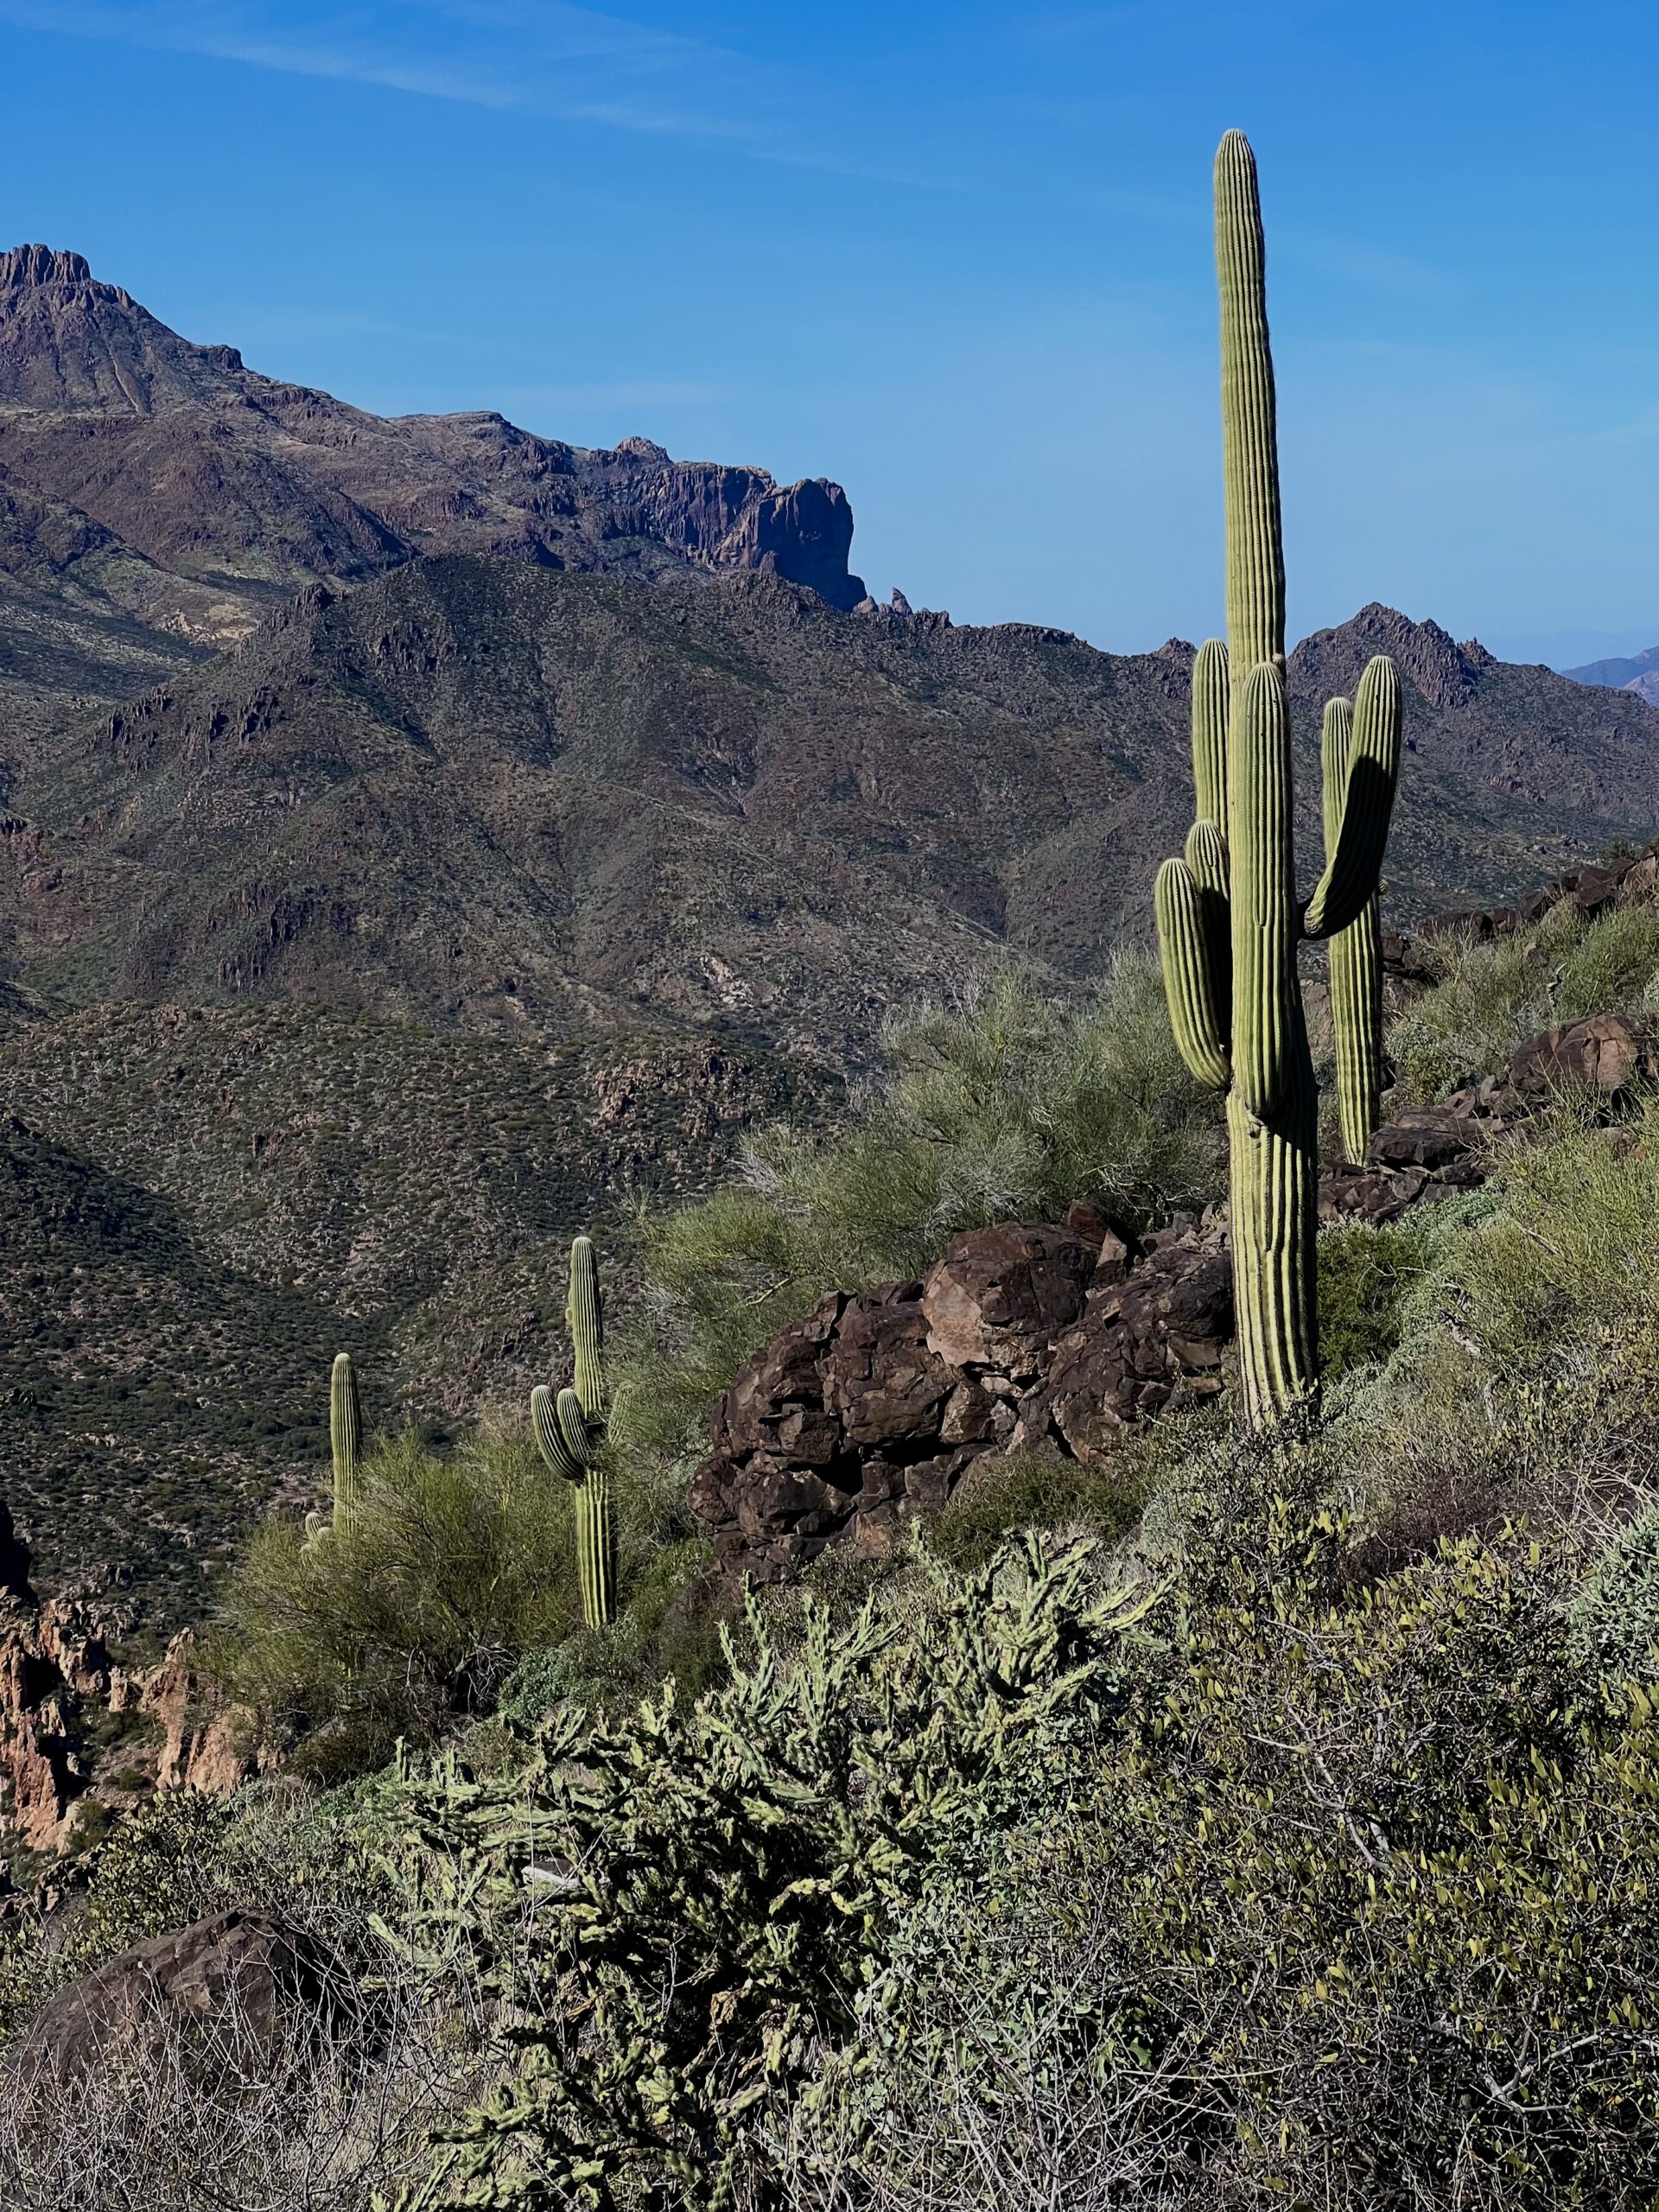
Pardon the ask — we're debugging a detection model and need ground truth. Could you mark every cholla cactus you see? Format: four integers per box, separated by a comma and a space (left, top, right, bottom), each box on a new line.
531, 1234, 614, 1628
1155, 132, 1402, 1425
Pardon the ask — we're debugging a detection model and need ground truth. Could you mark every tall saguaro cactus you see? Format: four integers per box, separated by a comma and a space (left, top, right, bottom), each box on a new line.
1155, 131, 1403, 1426
330, 1351, 361, 1532
531, 1234, 615, 1629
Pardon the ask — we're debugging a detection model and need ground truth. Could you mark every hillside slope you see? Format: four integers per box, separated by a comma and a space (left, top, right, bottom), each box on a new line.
3, 564, 1656, 1071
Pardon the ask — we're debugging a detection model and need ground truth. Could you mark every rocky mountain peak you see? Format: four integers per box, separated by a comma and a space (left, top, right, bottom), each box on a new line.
1291, 602, 1497, 711
0, 245, 104, 296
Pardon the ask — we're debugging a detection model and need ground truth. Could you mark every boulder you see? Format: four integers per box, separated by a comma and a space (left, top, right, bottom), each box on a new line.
1367, 1106, 1482, 1173
1023, 1235, 1233, 1462
14, 1910, 324, 2086
1507, 1013, 1659, 1103
920, 1223, 1096, 1378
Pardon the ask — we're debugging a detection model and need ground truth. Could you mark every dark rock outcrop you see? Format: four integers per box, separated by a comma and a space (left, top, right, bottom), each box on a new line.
14, 1910, 321, 2084
1022, 1232, 1232, 1461
691, 1220, 1229, 1580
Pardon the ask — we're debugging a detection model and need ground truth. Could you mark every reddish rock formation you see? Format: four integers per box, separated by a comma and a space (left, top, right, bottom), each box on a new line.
0, 1509, 270, 1852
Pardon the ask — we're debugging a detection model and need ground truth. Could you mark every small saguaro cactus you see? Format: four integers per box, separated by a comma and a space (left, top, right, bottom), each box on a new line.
306, 1350, 364, 1545
1154, 130, 1403, 1427
530, 1234, 615, 1629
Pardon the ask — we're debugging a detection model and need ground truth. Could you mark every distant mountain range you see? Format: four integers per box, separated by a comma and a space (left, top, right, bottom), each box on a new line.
1562, 644, 1659, 709
1, 239, 1657, 1617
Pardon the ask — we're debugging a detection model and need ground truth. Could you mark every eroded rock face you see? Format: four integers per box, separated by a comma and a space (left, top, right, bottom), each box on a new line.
690, 1220, 1230, 1580
921, 1223, 1096, 1378
14, 1910, 321, 2085
0, 1506, 270, 1853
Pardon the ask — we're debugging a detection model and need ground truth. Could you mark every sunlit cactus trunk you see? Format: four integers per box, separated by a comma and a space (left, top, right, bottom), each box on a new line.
1155, 131, 1402, 1427
531, 1234, 615, 1628
330, 1351, 361, 1532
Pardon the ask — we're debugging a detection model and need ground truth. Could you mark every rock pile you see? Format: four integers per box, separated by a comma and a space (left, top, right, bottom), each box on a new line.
691, 1002, 1659, 1582
689, 1211, 1231, 1581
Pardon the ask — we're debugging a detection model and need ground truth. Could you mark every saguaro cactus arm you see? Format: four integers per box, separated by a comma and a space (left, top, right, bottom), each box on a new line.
1301, 654, 1402, 940
1190, 637, 1231, 830
1319, 693, 1387, 1160
1156, 858, 1231, 1089
531, 1382, 585, 1483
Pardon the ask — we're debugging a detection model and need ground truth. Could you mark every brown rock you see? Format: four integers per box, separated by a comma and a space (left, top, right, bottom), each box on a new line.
920, 1224, 1095, 1378
1507, 1012, 1659, 1103
1026, 1236, 1233, 1462
1367, 1107, 1482, 1173
15, 1910, 323, 2086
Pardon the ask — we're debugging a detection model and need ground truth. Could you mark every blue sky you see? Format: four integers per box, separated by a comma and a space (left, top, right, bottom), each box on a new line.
0, 1, 1650, 663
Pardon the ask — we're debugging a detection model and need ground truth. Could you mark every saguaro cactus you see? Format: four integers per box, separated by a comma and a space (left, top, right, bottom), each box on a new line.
530, 1234, 614, 1628
1155, 131, 1403, 1425
330, 1351, 361, 1530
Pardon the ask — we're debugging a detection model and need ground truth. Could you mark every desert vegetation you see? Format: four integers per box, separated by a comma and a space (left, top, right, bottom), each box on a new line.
6, 124, 1659, 2212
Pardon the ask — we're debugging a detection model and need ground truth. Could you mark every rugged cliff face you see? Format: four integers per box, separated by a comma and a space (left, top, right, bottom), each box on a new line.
0, 241, 866, 758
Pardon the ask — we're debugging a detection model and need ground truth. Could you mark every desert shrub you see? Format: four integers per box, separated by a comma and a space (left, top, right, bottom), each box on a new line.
1556, 899, 1659, 1021
1389, 897, 1659, 1106
784, 1502, 1659, 2211
1316, 1218, 1433, 1382
209, 1425, 632, 1777
387, 1535, 1160, 2210
1567, 1500, 1659, 1689
612, 959, 1222, 1465
1431, 1104, 1659, 1382
928, 1445, 1144, 1571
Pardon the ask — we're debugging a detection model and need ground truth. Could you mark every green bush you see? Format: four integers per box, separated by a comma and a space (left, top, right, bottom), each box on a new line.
386, 1535, 1160, 2210
1567, 1500, 1659, 1689
1388, 897, 1659, 1107
207, 1424, 692, 1777
928, 1444, 1144, 1572
786, 1501, 1659, 2212
612, 959, 1222, 1466
1317, 1218, 1433, 1382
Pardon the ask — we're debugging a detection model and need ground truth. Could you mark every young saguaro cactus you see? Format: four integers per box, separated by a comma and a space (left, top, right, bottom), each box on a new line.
530, 1234, 614, 1629
1155, 131, 1403, 1426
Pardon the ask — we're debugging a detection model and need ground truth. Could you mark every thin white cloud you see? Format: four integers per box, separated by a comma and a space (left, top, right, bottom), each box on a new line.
0, 0, 813, 148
